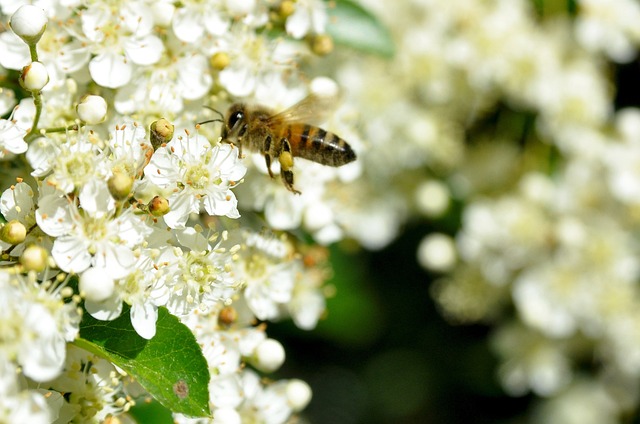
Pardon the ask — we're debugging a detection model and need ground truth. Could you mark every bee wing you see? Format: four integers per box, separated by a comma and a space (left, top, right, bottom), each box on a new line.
266, 93, 339, 129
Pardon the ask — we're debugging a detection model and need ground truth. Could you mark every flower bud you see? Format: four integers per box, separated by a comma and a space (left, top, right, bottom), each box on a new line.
80, 267, 115, 303
279, 0, 295, 18
20, 61, 49, 92
20, 245, 48, 273
210, 52, 230, 71
417, 233, 457, 273
415, 180, 449, 217
0, 220, 26, 245
148, 196, 170, 217
10, 5, 48, 46
218, 306, 238, 327
150, 119, 174, 149
311, 34, 334, 56
250, 338, 285, 373
76, 95, 108, 125
286, 379, 312, 412
108, 171, 134, 200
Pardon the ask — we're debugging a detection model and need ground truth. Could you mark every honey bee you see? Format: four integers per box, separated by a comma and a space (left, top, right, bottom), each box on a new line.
214, 94, 357, 194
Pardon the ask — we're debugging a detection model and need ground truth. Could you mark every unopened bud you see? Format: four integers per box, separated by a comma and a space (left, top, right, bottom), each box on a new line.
279, 0, 295, 18
311, 34, 333, 56
250, 338, 285, 373
20, 245, 48, 272
286, 379, 312, 412
148, 196, 170, 217
218, 306, 238, 327
80, 267, 115, 303
108, 171, 134, 200
0, 220, 26, 245
210, 52, 230, 71
20, 61, 49, 92
77, 95, 108, 125
10, 5, 48, 46
150, 119, 174, 149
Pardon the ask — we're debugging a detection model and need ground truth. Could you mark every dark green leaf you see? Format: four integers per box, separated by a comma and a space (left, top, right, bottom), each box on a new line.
75, 306, 210, 418
326, 0, 395, 58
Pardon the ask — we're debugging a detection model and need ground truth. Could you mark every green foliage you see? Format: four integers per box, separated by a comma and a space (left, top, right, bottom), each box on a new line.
326, 0, 395, 58
75, 307, 211, 418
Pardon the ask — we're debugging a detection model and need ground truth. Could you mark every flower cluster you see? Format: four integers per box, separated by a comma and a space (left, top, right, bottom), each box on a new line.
335, 0, 640, 421
0, 1, 335, 422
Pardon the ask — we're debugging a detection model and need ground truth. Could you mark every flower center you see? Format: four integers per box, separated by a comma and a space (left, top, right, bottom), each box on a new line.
184, 163, 211, 191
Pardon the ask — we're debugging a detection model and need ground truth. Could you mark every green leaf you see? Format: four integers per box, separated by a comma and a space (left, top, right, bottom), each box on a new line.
326, 0, 395, 58
75, 306, 211, 418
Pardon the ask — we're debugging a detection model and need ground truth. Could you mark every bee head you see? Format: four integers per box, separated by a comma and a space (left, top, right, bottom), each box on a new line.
223, 103, 247, 141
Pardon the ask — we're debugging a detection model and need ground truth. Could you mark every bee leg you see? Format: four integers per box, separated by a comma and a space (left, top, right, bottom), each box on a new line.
279, 138, 300, 194
264, 135, 275, 178
237, 124, 248, 158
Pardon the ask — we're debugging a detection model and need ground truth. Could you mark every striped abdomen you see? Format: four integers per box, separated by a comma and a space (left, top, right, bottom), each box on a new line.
283, 123, 356, 167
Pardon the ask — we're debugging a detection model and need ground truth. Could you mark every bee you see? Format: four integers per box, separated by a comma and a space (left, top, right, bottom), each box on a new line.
209, 94, 357, 194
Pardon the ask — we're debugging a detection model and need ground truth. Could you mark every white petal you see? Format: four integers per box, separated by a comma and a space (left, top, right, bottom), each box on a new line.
172, 8, 204, 43
36, 194, 73, 237
79, 179, 115, 218
93, 244, 136, 280
85, 293, 124, 321
0, 182, 34, 221
130, 302, 158, 339
144, 147, 180, 187
0, 119, 28, 154
56, 40, 91, 73
0, 31, 30, 70
125, 35, 164, 66
163, 191, 199, 229
203, 189, 239, 218
265, 191, 303, 230
219, 64, 255, 97
178, 55, 212, 100
89, 52, 133, 89
27, 137, 57, 177
52, 235, 91, 273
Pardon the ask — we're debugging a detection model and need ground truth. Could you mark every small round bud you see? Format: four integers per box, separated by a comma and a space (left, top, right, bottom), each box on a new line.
76, 95, 108, 125
108, 171, 134, 200
150, 119, 174, 149
10, 5, 48, 45
286, 379, 312, 412
417, 233, 457, 273
20, 61, 49, 92
311, 34, 334, 56
20, 245, 48, 273
80, 267, 115, 303
218, 306, 238, 327
148, 196, 170, 217
0, 220, 26, 245
415, 180, 450, 217
279, 1, 295, 18
210, 52, 230, 71
250, 338, 285, 373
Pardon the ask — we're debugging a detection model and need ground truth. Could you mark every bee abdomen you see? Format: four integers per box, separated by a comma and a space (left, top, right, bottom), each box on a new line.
291, 124, 357, 167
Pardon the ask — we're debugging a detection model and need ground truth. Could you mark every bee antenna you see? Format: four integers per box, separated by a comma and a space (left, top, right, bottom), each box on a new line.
203, 105, 225, 120
198, 118, 224, 125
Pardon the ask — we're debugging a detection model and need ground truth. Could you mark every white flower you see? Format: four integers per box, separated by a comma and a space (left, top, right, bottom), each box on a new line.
144, 135, 246, 228
0, 182, 36, 255
46, 345, 133, 421
0, 117, 28, 158
37, 179, 149, 278
79, 2, 164, 88
0, 361, 51, 424
285, 0, 328, 39
160, 246, 239, 316
0, 271, 81, 382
